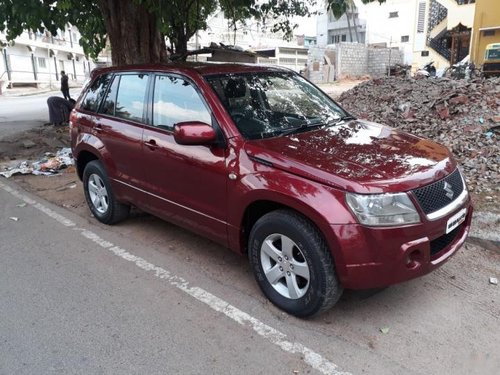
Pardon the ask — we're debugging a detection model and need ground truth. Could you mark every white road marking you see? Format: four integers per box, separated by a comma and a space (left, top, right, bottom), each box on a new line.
0, 181, 351, 375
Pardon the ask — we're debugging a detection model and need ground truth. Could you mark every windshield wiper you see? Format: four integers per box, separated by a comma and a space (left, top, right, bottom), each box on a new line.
278, 122, 325, 137
276, 114, 356, 137
339, 114, 356, 121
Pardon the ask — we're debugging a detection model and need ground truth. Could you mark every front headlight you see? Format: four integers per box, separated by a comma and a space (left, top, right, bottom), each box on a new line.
346, 192, 420, 226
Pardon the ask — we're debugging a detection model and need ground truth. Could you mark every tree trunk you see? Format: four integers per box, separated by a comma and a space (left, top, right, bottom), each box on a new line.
98, 0, 168, 66
346, 12, 353, 43
171, 24, 190, 57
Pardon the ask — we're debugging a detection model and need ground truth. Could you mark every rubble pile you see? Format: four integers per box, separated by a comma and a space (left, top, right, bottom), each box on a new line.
338, 76, 500, 194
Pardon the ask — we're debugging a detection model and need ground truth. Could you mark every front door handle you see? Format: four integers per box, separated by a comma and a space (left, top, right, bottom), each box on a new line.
94, 123, 103, 132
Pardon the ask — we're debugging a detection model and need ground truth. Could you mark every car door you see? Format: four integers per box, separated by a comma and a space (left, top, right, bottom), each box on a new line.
141, 73, 229, 246
94, 72, 150, 202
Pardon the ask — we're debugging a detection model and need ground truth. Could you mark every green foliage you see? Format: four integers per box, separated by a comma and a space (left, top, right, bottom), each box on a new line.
0, 0, 106, 59
0, 0, 320, 60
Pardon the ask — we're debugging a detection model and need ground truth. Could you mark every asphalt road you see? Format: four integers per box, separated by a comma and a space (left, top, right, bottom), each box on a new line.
0, 89, 81, 139
1, 176, 499, 375
0, 180, 316, 374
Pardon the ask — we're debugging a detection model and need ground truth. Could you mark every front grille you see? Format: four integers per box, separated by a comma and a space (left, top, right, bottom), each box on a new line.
412, 169, 464, 215
430, 224, 462, 256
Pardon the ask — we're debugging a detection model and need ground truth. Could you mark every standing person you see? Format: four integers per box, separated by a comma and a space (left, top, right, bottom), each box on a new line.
60, 70, 71, 100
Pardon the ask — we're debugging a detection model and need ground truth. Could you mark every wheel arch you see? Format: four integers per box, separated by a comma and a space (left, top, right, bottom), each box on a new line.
75, 149, 99, 180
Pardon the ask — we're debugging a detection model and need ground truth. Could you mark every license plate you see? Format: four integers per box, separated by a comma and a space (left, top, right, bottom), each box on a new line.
446, 208, 467, 234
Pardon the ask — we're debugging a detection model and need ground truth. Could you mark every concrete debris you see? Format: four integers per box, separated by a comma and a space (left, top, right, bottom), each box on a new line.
9, 217, 19, 222
22, 140, 36, 149
339, 77, 500, 194
489, 277, 498, 285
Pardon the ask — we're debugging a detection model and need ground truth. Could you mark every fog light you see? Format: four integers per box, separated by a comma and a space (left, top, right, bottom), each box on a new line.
406, 250, 421, 269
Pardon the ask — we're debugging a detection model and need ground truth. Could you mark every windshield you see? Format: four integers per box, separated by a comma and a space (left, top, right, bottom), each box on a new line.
205, 72, 351, 140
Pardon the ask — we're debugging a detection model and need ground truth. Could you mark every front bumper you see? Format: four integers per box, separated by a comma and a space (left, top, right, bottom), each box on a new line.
331, 199, 473, 289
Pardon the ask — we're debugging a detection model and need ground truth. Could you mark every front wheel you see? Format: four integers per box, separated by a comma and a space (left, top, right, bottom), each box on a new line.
248, 210, 343, 317
83, 160, 130, 224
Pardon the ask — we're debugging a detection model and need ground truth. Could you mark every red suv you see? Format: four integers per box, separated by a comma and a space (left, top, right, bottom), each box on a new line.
70, 63, 472, 317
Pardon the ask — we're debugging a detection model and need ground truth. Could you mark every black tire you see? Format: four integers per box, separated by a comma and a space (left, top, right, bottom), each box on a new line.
82, 160, 130, 224
248, 209, 343, 317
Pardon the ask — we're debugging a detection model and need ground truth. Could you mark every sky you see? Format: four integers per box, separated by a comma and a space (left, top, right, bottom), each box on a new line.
293, 14, 319, 36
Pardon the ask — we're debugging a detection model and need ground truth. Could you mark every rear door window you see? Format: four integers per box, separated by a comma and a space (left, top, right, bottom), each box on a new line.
114, 74, 149, 123
99, 75, 120, 116
152, 75, 211, 130
81, 74, 112, 112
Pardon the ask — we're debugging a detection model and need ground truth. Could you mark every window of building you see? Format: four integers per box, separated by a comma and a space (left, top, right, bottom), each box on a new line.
421, 51, 430, 57
389, 12, 399, 18
401, 35, 410, 42
37, 57, 47, 69
417, 2, 426, 33
483, 30, 496, 37
341, 34, 347, 42
81, 74, 112, 113
152, 75, 211, 130
331, 35, 341, 44
279, 58, 297, 65
114, 74, 149, 123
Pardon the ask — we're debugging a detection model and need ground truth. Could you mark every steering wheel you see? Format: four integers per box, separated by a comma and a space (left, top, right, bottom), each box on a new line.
230, 111, 246, 123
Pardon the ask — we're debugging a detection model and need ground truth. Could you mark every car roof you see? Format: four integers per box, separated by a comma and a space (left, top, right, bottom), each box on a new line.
90, 62, 291, 79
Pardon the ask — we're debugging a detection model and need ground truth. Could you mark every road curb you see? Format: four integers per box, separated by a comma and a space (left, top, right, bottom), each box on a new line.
468, 211, 500, 252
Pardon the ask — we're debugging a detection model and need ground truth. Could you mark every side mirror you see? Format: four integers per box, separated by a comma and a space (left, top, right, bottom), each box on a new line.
173, 121, 217, 145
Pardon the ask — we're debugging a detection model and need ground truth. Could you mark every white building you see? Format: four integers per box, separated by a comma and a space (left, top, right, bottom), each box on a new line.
190, 10, 302, 50
317, 0, 417, 64
0, 25, 93, 89
316, 6, 367, 46
316, 0, 475, 68
359, 0, 417, 64
187, 10, 312, 71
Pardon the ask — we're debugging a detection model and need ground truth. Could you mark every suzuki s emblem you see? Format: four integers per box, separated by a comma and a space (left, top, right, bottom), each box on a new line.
443, 181, 454, 200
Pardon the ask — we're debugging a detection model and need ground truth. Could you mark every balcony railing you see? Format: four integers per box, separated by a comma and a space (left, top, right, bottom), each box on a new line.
428, 28, 451, 61
428, 0, 448, 33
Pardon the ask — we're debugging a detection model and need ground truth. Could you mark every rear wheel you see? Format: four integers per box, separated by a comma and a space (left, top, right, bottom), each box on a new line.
248, 209, 343, 317
83, 160, 130, 224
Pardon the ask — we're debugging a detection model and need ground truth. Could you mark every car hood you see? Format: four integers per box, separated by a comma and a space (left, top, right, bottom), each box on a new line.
244, 120, 457, 193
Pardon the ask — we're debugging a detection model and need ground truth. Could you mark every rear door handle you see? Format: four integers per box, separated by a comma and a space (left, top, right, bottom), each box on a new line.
94, 123, 103, 132
144, 139, 158, 150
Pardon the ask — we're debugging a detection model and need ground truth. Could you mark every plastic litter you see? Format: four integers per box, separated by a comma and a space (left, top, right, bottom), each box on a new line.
0, 148, 73, 178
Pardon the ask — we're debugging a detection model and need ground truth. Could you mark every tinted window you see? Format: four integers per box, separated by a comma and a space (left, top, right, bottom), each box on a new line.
99, 75, 119, 116
152, 75, 211, 130
114, 74, 149, 123
81, 74, 111, 112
